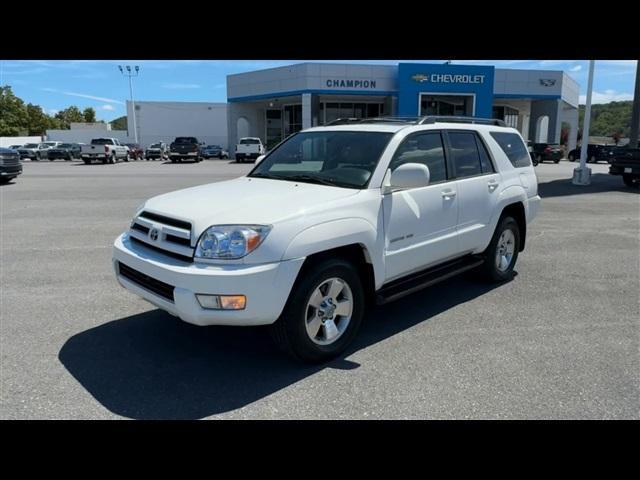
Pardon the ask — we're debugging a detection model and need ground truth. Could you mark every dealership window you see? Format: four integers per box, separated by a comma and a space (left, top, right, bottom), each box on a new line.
319, 102, 384, 125
420, 94, 474, 116
492, 105, 519, 129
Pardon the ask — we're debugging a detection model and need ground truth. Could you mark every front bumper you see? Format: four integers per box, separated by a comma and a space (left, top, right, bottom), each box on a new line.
112, 233, 305, 326
0, 164, 23, 176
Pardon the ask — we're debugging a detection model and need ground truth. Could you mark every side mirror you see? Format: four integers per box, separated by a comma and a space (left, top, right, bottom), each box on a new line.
255, 154, 266, 165
386, 163, 430, 192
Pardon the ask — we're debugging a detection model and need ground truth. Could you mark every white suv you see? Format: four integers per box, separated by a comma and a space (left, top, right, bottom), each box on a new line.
113, 116, 541, 362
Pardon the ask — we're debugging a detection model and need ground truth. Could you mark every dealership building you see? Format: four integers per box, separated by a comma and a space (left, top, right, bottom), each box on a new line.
119, 62, 580, 154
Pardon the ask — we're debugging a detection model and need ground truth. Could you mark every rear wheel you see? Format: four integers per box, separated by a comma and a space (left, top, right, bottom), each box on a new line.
554, 158, 560, 164
480, 216, 520, 283
270, 258, 365, 363
569, 153, 575, 162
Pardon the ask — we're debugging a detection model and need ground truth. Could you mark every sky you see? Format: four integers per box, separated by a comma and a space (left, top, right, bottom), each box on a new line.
1, 60, 637, 122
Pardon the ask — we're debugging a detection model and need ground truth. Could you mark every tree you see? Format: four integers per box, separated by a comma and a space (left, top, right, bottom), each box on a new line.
54, 106, 85, 129
83, 107, 97, 123
0, 85, 29, 136
110, 116, 127, 131
26, 103, 56, 135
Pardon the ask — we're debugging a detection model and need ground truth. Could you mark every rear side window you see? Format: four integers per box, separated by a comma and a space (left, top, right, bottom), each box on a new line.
448, 132, 483, 178
490, 132, 531, 168
175, 137, 198, 144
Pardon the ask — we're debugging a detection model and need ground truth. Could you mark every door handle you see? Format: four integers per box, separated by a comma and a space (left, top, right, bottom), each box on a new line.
442, 190, 456, 199
488, 181, 499, 191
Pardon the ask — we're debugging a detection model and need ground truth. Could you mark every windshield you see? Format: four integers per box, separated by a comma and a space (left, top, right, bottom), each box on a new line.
248, 130, 393, 189
91, 139, 113, 145
58, 143, 73, 148
174, 137, 197, 144
24, 144, 38, 148
149, 143, 162, 148
240, 139, 260, 145
43, 142, 58, 147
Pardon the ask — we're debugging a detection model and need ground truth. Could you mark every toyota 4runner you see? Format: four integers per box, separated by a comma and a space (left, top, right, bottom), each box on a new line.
113, 116, 541, 362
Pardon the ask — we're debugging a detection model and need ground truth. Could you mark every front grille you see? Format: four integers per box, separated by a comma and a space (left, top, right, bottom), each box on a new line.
131, 222, 149, 234
1, 155, 20, 166
130, 237, 193, 263
165, 234, 190, 246
118, 262, 175, 302
138, 211, 191, 231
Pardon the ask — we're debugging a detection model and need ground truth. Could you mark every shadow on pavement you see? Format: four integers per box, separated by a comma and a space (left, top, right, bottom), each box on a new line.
538, 172, 639, 198
59, 273, 504, 419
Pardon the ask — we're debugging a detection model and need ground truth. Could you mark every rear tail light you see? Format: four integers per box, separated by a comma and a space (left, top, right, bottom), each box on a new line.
105, 146, 109, 153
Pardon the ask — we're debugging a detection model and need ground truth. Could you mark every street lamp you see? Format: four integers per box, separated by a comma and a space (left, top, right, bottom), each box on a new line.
118, 64, 140, 144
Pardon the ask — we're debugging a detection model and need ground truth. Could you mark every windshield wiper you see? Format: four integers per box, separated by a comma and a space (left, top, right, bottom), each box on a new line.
284, 174, 344, 187
249, 172, 278, 180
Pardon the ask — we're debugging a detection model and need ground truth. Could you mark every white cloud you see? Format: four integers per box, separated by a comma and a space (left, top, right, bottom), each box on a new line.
162, 83, 201, 89
42, 88, 125, 105
579, 89, 634, 104
48, 109, 59, 115
570, 65, 582, 72
213, 83, 226, 89
101, 104, 115, 111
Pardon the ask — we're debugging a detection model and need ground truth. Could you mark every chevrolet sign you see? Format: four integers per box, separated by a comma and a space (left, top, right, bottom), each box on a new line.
412, 73, 486, 84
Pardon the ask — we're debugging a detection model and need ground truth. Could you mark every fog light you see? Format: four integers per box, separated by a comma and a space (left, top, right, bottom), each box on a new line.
220, 295, 246, 310
196, 294, 246, 310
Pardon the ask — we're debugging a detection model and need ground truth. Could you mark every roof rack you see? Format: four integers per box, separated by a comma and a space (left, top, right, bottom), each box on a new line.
325, 118, 363, 125
417, 116, 507, 127
359, 116, 421, 124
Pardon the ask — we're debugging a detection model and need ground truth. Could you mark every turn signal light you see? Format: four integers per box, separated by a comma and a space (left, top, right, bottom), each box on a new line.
196, 294, 246, 310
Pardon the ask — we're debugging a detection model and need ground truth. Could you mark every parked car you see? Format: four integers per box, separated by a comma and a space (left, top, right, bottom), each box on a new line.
125, 143, 145, 160
568, 144, 614, 163
113, 116, 541, 362
8, 144, 22, 150
169, 137, 202, 163
17, 143, 40, 160
532, 143, 562, 163
235, 137, 265, 163
81, 138, 130, 164
145, 142, 168, 161
47, 143, 81, 161
202, 145, 229, 159
34, 141, 63, 161
608, 145, 640, 188
0, 147, 22, 183
526, 141, 538, 166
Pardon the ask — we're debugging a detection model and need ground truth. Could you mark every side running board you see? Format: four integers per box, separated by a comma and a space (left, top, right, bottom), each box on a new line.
376, 255, 484, 305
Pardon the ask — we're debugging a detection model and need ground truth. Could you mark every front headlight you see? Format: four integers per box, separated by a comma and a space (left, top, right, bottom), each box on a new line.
195, 225, 271, 259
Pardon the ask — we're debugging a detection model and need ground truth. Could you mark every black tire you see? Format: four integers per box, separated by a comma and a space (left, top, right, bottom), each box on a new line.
480, 215, 520, 283
83, 159, 91, 165
623, 174, 640, 188
536, 155, 542, 163
269, 258, 365, 363
568, 153, 575, 162
171, 159, 176, 163
554, 158, 560, 164
67, 154, 73, 161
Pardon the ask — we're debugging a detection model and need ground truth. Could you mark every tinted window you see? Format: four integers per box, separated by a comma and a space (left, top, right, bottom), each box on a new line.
249, 131, 392, 189
175, 137, 198, 144
390, 132, 447, 183
24, 144, 39, 148
448, 132, 482, 178
475, 136, 495, 173
91, 139, 113, 145
490, 132, 531, 167
58, 143, 73, 148
240, 139, 260, 145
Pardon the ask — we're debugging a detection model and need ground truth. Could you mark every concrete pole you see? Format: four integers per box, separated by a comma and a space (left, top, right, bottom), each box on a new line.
128, 76, 138, 144
629, 60, 640, 149
573, 60, 595, 185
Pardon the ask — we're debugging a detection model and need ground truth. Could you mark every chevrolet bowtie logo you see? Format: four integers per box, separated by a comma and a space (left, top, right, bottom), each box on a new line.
411, 74, 429, 83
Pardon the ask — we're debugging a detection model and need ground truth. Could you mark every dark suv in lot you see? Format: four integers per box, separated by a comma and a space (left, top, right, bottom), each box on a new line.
532, 143, 563, 163
0, 147, 23, 183
568, 144, 614, 163
47, 143, 82, 161
169, 137, 203, 163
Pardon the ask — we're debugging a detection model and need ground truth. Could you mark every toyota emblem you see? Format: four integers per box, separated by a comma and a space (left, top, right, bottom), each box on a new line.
149, 228, 159, 241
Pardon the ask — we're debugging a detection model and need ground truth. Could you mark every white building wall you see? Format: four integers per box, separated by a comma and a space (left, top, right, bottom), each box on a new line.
46, 128, 129, 144
127, 101, 228, 149
0, 135, 44, 148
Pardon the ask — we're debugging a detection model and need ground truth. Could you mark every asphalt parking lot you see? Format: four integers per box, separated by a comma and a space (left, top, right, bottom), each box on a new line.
1, 159, 638, 419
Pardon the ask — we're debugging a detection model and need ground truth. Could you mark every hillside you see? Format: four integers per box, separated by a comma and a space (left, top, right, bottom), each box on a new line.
578, 100, 633, 137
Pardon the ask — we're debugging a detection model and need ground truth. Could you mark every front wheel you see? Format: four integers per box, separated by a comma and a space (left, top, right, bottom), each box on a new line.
480, 216, 520, 283
623, 174, 640, 189
554, 158, 560, 164
568, 153, 575, 162
270, 258, 365, 363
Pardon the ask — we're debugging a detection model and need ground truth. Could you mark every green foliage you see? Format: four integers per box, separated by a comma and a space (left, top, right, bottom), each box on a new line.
579, 101, 634, 137
0, 86, 29, 136
1, 84, 107, 136
110, 115, 127, 131
83, 107, 97, 123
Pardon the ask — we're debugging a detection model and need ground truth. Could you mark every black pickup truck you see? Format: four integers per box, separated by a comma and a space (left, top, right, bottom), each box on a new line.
608, 145, 640, 188
169, 137, 203, 163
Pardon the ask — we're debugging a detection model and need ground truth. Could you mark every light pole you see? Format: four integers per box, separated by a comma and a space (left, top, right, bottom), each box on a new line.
118, 65, 140, 144
573, 60, 595, 186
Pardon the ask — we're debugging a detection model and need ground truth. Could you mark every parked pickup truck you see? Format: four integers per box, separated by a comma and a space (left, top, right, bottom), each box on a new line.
608, 145, 640, 188
81, 138, 130, 164
235, 137, 265, 163
0, 147, 22, 183
169, 137, 202, 163
113, 116, 541, 362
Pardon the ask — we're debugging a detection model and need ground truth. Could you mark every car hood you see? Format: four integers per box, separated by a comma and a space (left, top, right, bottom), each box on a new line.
141, 176, 361, 233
